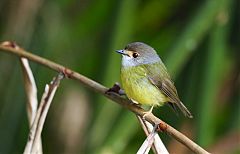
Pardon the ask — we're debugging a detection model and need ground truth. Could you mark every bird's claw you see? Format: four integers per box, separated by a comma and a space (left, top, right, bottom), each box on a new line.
105, 82, 125, 95
142, 106, 154, 120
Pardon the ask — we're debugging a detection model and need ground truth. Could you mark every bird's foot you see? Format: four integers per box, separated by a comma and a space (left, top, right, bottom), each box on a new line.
105, 82, 125, 95
142, 106, 154, 120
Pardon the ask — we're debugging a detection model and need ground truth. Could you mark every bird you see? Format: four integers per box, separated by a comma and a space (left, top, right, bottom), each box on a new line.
116, 42, 192, 118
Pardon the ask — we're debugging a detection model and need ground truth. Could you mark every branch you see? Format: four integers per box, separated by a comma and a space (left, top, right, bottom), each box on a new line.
20, 57, 42, 154
20, 57, 38, 125
24, 73, 63, 154
136, 116, 169, 154
0, 41, 209, 154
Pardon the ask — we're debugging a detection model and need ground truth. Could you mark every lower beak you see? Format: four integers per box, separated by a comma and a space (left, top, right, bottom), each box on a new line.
116, 50, 128, 56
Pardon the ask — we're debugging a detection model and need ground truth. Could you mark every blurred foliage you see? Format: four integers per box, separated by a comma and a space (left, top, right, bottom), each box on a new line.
0, 0, 239, 153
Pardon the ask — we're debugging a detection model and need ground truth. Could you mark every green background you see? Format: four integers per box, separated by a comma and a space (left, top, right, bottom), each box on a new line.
0, 0, 239, 153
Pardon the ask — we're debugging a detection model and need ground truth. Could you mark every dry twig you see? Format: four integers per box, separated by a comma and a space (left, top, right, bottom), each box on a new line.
23, 74, 64, 154
20, 57, 43, 154
137, 116, 169, 154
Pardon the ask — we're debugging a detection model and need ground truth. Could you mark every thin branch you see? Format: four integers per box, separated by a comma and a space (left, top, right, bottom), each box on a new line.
20, 57, 38, 124
137, 116, 169, 154
31, 74, 63, 153
0, 41, 210, 154
137, 126, 157, 154
23, 73, 63, 154
20, 57, 43, 154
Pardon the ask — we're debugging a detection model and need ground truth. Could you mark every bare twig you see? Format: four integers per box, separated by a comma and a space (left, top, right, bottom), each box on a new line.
0, 42, 210, 154
23, 73, 64, 154
137, 116, 169, 154
20, 57, 43, 154
20, 58, 38, 125
137, 125, 157, 154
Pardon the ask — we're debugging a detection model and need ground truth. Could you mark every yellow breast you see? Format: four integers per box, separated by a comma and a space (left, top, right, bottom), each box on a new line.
121, 65, 168, 106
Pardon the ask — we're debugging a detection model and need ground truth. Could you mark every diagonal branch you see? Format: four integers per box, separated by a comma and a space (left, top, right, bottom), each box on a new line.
0, 41, 210, 154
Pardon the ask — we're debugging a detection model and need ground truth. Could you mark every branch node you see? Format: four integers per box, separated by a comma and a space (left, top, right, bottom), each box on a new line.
62, 67, 74, 78
51, 73, 65, 85
156, 122, 168, 132
1, 41, 20, 49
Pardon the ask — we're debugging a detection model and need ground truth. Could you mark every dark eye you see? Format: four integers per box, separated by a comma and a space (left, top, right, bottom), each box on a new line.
132, 52, 139, 58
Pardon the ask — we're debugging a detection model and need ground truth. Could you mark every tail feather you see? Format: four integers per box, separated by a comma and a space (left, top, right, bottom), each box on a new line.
172, 101, 193, 118
167, 102, 179, 116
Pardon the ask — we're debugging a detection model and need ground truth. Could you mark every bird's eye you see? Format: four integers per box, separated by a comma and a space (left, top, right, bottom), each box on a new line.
132, 52, 139, 58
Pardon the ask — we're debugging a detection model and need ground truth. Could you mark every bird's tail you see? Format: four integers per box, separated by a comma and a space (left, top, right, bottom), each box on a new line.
175, 101, 193, 118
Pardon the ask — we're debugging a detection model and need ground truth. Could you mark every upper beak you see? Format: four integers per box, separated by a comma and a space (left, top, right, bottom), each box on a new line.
116, 49, 128, 56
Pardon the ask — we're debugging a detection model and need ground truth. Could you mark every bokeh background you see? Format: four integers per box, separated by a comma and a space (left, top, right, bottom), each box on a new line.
0, 0, 239, 153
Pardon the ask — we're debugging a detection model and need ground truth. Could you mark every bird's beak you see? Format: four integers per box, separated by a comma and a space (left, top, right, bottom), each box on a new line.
116, 50, 128, 56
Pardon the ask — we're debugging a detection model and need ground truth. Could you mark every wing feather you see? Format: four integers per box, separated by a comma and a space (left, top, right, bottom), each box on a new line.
145, 63, 193, 118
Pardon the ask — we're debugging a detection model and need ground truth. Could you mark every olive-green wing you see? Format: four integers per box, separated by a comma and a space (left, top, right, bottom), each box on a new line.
147, 75, 180, 103
145, 63, 193, 118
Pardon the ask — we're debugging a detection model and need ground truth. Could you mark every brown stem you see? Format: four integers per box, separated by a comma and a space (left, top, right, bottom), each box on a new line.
0, 42, 210, 154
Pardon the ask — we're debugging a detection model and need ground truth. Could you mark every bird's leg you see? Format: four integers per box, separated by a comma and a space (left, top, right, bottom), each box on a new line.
105, 82, 125, 96
143, 105, 154, 119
